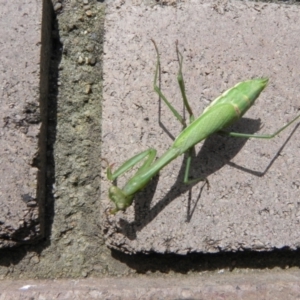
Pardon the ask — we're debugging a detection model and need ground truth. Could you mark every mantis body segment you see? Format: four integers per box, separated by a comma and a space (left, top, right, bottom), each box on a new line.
106, 41, 300, 214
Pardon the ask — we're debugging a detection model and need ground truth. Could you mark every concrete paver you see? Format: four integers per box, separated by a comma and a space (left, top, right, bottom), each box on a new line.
1, 270, 300, 299
102, 0, 300, 254
0, 0, 50, 247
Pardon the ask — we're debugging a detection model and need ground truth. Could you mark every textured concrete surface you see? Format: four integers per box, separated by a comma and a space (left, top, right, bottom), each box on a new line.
2, 3, 300, 300
0, 0, 50, 248
102, 0, 300, 254
1, 270, 300, 299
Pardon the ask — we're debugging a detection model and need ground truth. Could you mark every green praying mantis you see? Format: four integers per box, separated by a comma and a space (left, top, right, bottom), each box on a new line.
105, 40, 300, 214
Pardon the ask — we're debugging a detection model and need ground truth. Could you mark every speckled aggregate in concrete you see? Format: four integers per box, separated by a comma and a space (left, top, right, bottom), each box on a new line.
0, 0, 48, 247
102, 0, 300, 254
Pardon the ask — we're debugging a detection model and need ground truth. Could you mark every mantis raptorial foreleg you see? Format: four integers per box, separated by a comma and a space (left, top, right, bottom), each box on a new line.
107, 149, 156, 182
106, 149, 157, 214
105, 41, 300, 215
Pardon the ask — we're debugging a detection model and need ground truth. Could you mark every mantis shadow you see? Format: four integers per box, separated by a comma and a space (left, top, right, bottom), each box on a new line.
117, 117, 265, 239
227, 122, 300, 177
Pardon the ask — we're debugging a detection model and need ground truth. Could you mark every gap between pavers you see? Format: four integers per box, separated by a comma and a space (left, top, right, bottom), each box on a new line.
101, 0, 300, 254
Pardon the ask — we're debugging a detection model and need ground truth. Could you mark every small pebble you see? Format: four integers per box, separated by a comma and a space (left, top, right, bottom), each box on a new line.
27, 201, 37, 207
54, 2, 62, 11
88, 56, 97, 65
78, 56, 84, 64
85, 85, 92, 94
86, 43, 94, 52
85, 10, 93, 17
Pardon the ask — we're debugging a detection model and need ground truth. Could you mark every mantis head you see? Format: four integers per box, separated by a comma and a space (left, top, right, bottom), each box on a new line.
108, 186, 134, 214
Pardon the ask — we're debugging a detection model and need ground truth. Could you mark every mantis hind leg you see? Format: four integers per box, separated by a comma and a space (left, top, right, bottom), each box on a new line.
220, 112, 300, 139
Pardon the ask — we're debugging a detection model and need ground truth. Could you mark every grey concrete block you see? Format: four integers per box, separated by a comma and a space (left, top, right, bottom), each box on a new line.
101, 0, 300, 253
0, 0, 51, 247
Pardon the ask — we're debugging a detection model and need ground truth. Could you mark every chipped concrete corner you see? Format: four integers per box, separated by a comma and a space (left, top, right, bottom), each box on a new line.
102, 0, 300, 254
